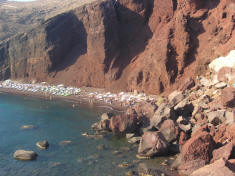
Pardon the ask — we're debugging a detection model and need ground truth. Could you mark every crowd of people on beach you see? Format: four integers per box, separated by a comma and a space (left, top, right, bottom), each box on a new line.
0, 80, 81, 96
0, 80, 156, 106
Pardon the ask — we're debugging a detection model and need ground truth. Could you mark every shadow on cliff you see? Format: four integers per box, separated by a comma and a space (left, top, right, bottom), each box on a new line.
45, 12, 87, 72
103, 1, 153, 79
183, 0, 220, 70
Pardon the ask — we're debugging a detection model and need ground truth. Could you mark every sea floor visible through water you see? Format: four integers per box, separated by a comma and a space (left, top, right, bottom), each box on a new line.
0, 93, 176, 176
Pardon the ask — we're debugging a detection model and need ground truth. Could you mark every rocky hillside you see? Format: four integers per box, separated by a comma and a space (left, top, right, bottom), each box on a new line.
0, 0, 234, 94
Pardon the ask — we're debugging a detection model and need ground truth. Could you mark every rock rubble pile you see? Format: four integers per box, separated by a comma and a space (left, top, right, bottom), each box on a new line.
92, 51, 235, 175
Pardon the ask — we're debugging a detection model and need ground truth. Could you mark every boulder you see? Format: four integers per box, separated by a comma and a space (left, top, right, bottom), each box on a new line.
180, 131, 216, 164
109, 114, 139, 136
211, 142, 234, 163
207, 110, 226, 126
179, 78, 195, 92
178, 159, 206, 176
179, 131, 189, 150
168, 91, 184, 106
138, 131, 169, 157
218, 67, 235, 83
159, 119, 179, 143
13, 150, 37, 161
221, 87, 235, 108
101, 112, 114, 121
199, 77, 213, 87
128, 137, 141, 144
177, 116, 192, 133
226, 124, 235, 141
215, 82, 227, 89
126, 133, 135, 139
91, 112, 113, 131
213, 124, 227, 144
190, 158, 235, 176
91, 119, 110, 131
150, 103, 175, 128
130, 102, 157, 119
225, 111, 235, 125
36, 140, 49, 150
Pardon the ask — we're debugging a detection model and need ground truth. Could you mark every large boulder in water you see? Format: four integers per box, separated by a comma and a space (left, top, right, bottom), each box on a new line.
138, 131, 169, 157
13, 150, 38, 161
91, 113, 114, 131
109, 114, 139, 136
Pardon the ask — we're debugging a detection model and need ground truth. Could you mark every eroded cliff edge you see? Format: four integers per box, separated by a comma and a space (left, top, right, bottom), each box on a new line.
0, 0, 234, 94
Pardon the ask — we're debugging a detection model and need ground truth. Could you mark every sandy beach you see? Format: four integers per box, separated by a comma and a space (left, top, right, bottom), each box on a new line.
0, 80, 158, 112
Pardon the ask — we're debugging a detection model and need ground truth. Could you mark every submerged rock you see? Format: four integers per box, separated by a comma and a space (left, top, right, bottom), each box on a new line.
138, 162, 165, 176
13, 150, 37, 161
118, 162, 132, 169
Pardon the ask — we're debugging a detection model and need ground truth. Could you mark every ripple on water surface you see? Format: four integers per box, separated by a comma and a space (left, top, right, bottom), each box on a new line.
0, 93, 176, 176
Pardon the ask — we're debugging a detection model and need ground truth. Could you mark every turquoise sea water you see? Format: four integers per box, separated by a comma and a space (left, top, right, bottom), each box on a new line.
0, 93, 175, 176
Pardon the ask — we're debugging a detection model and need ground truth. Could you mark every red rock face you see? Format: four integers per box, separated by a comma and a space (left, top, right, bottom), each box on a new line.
0, 0, 234, 94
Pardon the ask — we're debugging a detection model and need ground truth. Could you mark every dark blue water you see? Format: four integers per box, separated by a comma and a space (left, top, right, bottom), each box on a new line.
0, 93, 174, 176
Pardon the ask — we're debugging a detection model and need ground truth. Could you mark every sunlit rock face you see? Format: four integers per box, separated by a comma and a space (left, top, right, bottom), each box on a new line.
0, 0, 234, 94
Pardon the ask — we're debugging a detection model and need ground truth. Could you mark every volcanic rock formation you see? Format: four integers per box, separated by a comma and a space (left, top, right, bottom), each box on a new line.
0, 0, 234, 94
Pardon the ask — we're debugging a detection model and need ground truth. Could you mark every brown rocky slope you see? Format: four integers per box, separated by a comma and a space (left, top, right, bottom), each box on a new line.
0, 0, 234, 94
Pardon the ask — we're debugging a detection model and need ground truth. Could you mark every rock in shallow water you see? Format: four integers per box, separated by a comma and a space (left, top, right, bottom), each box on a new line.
20, 125, 34, 130
36, 140, 49, 149
59, 140, 73, 146
13, 150, 37, 161
109, 114, 139, 136
138, 131, 169, 157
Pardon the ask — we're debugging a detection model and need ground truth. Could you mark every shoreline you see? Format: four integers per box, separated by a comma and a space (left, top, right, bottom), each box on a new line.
0, 80, 158, 113
0, 87, 126, 112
